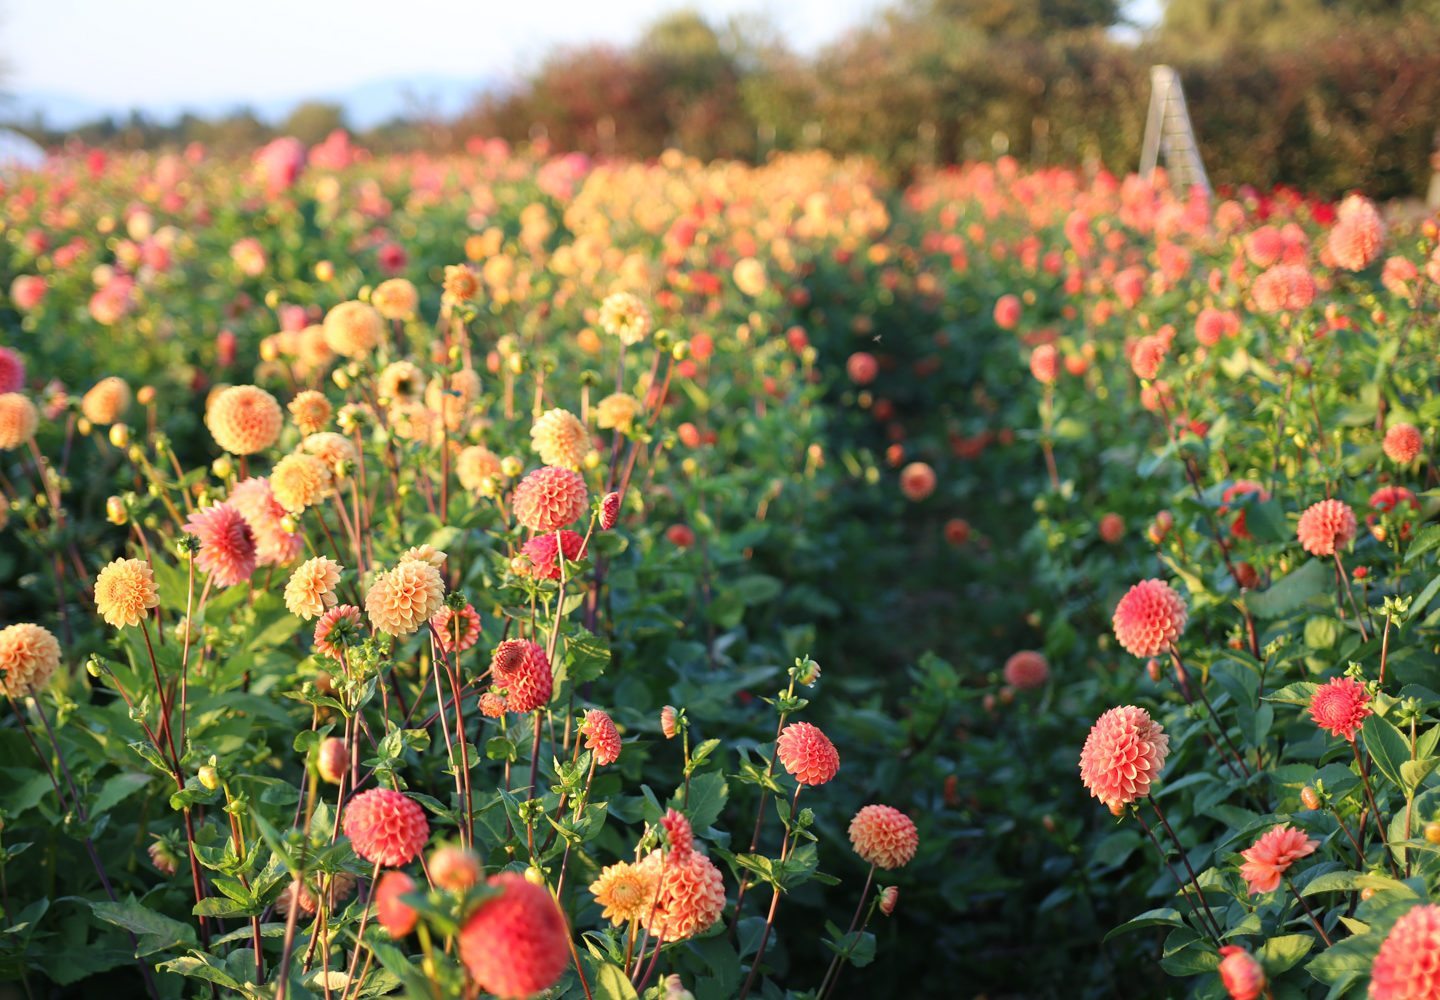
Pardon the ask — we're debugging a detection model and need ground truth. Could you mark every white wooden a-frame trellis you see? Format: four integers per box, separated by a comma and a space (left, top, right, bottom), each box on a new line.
1140, 65, 1211, 196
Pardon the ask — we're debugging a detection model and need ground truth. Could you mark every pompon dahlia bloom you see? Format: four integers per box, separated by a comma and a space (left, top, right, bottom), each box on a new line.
598, 291, 652, 346
531, 408, 592, 468
400, 544, 447, 568
848, 804, 919, 870
207, 385, 283, 455
1078, 705, 1169, 814
0, 347, 24, 394
456, 445, 503, 493
1003, 650, 1049, 690
374, 870, 418, 938
1297, 498, 1357, 557
636, 810, 727, 942
489, 639, 553, 713
0, 393, 39, 450
1251, 264, 1316, 313
303, 432, 358, 473
993, 294, 1022, 329
342, 788, 429, 866
600, 491, 621, 530
519, 530, 587, 580
230, 477, 303, 566
596, 393, 641, 433
1371, 903, 1440, 1000
314, 605, 363, 659
441, 263, 480, 304
899, 461, 937, 502
478, 691, 507, 718
431, 604, 481, 653
285, 557, 342, 620
1217, 946, 1265, 1000
1130, 335, 1167, 380
184, 502, 257, 587
1384, 423, 1425, 464
458, 873, 570, 1000
81, 376, 131, 426
1328, 195, 1385, 272
288, 390, 332, 435
270, 453, 332, 514
1029, 344, 1058, 384
580, 709, 622, 766
1111, 579, 1188, 657
372, 278, 418, 321
365, 559, 445, 637
1308, 676, 1372, 741
590, 859, 660, 925
1238, 824, 1318, 895
776, 721, 840, 786
0, 623, 61, 697
323, 300, 384, 358
848, 351, 879, 385
95, 558, 159, 628
513, 466, 588, 533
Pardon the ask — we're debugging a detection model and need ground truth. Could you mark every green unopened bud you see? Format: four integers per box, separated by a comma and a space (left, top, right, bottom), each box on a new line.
197, 765, 220, 791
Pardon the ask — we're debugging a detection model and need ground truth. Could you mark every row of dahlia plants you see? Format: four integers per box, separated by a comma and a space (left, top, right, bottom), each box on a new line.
0, 244, 922, 996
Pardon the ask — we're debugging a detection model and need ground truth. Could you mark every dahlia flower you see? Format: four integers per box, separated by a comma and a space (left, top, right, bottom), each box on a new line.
342, 788, 429, 866
1238, 824, 1318, 895
848, 804, 919, 870
1111, 579, 1188, 658
1078, 705, 1169, 813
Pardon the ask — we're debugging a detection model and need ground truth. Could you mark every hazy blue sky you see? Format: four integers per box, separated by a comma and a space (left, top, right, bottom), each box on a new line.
2, 0, 887, 105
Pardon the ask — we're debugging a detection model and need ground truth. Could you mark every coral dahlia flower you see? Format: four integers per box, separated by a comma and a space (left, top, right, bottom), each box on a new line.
1078, 705, 1169, 814
776, 721, 840, 786
184, 502, 257, 588
1238, 824, 1318, 895
1111, 579, 1188, 658
848, 804, 919, 870
1297, 498, 1357, 557
1308, 676, 1372, 741
342, 788, 429, 866
1371, 903, 1440, 1000
458, 872, 570, 999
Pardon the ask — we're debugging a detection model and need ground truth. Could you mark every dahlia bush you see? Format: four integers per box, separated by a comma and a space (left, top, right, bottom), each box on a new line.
6, 135, 1440, 998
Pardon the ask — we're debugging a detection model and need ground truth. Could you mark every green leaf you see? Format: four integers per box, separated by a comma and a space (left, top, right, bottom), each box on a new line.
1249, 559, 1331, 619
1364, 715, 1413, 792
675, 771, 729, 832
1104, 908, 1184, 942
1402, 757, 1440, 793
589, 960, 640, 1000
157, 952, 243, 990
90, 896, 197, 957
565, 626, 611, 684
1264, 681, 1319, 707
1303, 870, 1413, 897
1406, 523, 1440, 563
1259, 933, 1315, 974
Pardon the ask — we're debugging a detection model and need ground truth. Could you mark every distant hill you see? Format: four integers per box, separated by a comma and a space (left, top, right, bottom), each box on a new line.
0, 74, 503, 131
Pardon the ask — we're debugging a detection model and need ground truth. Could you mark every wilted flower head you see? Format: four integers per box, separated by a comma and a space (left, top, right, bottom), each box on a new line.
1238, 824, 1318, 895
1078, 705, 1169, 814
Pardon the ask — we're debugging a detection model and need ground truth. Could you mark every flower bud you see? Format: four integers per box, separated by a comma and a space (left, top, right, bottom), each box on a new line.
600, 491, 621, 530
137, 385, 156, 406
1301, 786, 1322, 811
106, 496, 128, 525
523, 866, 545, 886
197, 765, 220, 791
315, 260, 334, 282
1217, 946, 1264, 1000
108, 423, 130, 448
879, 886, 898, 916
662, 975, 695, 1000
148, 838, 179, 876
211, 454, 234, 479
317, 737, 347, 785
500, 456, 523, 478
660, 705, 679, 740
1425, 821, 1440, 844
428, 845, 481, 891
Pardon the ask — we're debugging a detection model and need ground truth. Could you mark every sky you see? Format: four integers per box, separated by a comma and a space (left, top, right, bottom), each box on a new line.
0, 0, 887, 122
0, 0, 1162, 127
